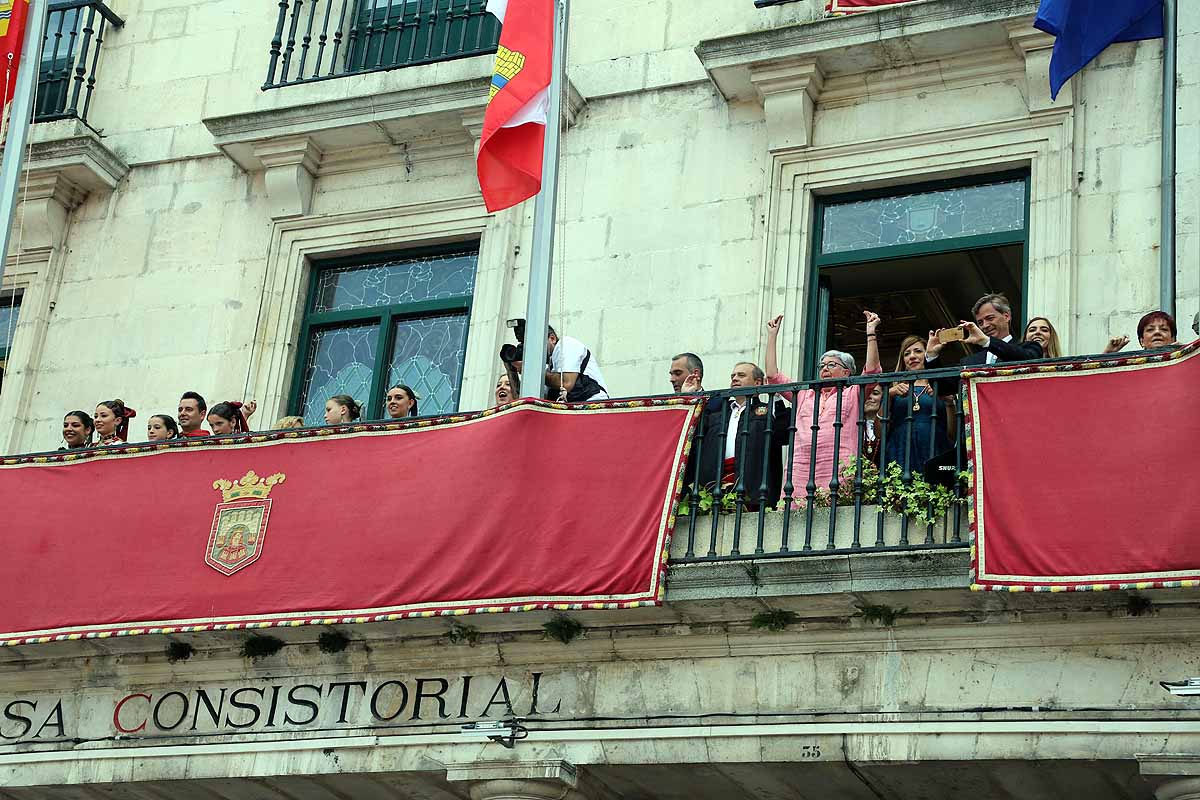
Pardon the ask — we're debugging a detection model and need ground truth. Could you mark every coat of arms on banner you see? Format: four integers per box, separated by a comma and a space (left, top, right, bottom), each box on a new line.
206, 470, 286, 576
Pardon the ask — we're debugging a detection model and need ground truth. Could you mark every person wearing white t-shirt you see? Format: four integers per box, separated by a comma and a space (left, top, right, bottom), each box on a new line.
545, 326, 609, 402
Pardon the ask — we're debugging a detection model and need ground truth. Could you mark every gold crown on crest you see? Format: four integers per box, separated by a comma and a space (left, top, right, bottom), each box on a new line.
212, 470, 286, 502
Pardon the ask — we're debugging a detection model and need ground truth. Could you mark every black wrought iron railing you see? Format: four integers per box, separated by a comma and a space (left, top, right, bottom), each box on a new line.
35, 0, 123, 124
264, 0, 500, 90
669, 349, 1141, 563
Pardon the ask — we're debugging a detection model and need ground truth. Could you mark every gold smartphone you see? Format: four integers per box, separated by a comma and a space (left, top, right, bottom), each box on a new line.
937, 326, 966, 344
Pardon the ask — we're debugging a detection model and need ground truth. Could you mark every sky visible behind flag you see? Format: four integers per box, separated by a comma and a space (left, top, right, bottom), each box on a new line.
476, 0, 553, 213
1034, 0, 1163, 99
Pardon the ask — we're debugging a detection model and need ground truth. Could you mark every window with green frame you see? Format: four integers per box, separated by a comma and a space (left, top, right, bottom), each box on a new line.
804, 171, 1030, 377
345, 0, 500, 74
0, 291, 22, 395
290, 246, 478, 425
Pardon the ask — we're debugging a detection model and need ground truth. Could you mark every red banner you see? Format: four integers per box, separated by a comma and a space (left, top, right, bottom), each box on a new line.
826, 0, 921, 13
967, 342, 1200, 591
0, 398, 699, 646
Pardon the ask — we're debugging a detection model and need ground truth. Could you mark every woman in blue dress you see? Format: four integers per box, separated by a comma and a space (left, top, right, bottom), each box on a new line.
884, 335, 953, 474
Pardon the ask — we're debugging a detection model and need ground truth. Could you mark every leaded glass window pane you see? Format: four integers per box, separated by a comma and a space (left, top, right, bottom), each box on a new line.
0, 294, 20, 359
386, 313, 470, 416
297, 322, 380, 425
313, 251, 478, 313
821, 180, 1026, 255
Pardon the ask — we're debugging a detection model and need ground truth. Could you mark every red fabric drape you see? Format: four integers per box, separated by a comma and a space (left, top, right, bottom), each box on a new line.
968, 342, 1200, 591
0, 399, 698, 645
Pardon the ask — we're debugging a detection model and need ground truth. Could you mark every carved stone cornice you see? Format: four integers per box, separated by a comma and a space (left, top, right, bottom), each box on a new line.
203, 64, 585, 215
3, 119, 129, 252
696, 0, 1042, 151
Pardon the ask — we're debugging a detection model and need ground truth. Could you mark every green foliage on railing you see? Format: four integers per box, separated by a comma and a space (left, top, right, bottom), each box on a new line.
677, 457, 970, 527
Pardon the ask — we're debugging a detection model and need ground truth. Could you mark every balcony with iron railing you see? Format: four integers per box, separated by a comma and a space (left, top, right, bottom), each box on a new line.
264, 0, 501, 89
33, 0, 123, 125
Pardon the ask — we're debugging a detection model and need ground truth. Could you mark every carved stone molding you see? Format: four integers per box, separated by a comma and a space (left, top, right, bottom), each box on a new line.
696, 0, 1042, 153
448, 761, 587, 800
204, 66, 585, 217
748, 57, 824, 152
1005, 20, 1072, 113
12, 119, 129, 252
252, 135, 322, 220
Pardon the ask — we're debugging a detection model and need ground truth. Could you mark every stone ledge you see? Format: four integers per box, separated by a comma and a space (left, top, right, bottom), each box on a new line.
0, 119, 130, 252
23, 118, 129, 195
697, 0, 1040, 101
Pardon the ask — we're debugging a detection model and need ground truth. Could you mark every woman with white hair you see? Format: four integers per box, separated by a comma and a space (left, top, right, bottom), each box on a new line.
764, 310, 882, 494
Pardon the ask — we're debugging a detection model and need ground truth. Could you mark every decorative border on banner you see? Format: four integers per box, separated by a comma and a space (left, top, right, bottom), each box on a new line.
964, 340, 1200, 592
0, 398, 703, 647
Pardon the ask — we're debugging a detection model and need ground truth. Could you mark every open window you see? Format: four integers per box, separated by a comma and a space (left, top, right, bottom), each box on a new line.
805, 173, 1029, 376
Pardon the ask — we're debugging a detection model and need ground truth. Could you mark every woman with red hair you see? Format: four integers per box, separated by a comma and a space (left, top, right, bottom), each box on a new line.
1104, 310, 1180, 353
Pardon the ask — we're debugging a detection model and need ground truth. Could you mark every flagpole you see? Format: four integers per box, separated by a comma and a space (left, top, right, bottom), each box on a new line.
1159, 0, 1176, 318
520, 0, 567, 399
0, 0, 47, 287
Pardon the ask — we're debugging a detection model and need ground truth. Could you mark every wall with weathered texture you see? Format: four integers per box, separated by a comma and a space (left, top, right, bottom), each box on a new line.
0, 0, 1192, 453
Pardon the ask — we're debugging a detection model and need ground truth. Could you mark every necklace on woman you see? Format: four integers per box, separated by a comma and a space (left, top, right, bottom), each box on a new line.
912, 384, 930, 412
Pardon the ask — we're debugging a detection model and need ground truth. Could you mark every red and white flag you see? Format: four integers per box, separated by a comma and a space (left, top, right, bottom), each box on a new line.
0, 0, 31, 145
476, 0, 553, 212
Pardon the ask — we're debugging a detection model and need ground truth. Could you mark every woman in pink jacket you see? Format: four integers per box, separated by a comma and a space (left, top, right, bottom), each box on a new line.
763, 310, 882, 498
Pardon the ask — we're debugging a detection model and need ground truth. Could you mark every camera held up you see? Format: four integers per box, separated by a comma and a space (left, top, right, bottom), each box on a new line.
499, 318, 527, 364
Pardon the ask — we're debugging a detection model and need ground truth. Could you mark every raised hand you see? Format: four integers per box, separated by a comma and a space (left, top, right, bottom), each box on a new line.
681, 373, 702, 393
243, 400, 258, 419
1103, 334, 1130, 354
960, 321, 989, 347
863, 310, 880, 335
926, 330, 943, 358
766, 314, 783, 336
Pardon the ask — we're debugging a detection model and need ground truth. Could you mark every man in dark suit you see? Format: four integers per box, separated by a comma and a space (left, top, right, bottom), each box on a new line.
685, 362, 789, 510
926, 293, 1042, 368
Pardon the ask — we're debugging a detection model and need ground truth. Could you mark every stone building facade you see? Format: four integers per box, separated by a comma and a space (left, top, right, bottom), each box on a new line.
0, 0, 1195, 452
1, 1, 1199, 798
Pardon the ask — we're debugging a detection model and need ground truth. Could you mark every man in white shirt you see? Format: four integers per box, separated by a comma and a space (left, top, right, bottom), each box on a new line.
545, 326, 609, 402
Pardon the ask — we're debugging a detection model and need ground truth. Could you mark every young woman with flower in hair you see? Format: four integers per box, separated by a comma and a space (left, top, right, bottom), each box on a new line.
94, 399, 136, 446
207, 401, 251, 435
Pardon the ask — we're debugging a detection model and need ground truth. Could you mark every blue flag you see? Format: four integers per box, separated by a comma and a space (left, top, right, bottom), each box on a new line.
1034, 0, 1164, 99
